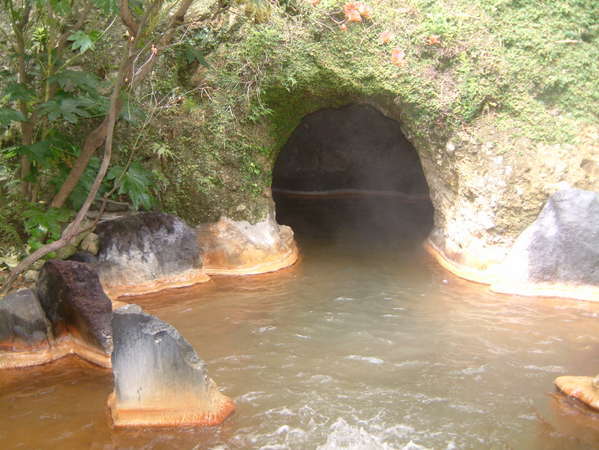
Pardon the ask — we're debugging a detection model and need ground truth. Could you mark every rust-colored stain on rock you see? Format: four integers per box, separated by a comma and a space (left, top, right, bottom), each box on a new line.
555, 376, 599, 411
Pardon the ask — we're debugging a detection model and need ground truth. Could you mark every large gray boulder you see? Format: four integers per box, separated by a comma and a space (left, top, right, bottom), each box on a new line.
37, 259, 113, 366
0, 289, 52, 368
108, 304, 235, 427
492, 188, 599, 300
95, 212, 208, 298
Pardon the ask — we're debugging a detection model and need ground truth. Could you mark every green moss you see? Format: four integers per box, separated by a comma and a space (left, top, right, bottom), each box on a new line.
130, 0, 596, 224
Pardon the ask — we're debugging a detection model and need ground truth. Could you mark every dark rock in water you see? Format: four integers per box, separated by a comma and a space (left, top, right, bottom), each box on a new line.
0, 289, 51, 361
109, 304, 235, 427
68, 251, 98, 265
95, 212, 209, 298
37, 260, 113, 366
492, 188, 599, 301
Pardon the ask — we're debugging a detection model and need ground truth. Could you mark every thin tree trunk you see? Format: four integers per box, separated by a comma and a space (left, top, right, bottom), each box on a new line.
50, 0, 199, 208
14, 27, 33, 198
50, 115, 113, 208
1, 52, 130, 296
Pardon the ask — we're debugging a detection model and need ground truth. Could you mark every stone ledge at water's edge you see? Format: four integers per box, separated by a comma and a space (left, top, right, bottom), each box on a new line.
108, 304, 235, 427
95, 212, 209, 298
198, 213, 299, 276
555, 375, 599, 411
427, 188, 599, 303
95, 211, 298, 299
0, 260, 113, 369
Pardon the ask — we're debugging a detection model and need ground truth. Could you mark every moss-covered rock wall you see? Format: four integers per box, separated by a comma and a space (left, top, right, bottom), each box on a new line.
139, 0, 598, 277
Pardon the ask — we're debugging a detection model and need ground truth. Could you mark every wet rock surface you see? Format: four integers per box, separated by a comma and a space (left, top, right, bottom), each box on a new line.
492, 188, 599, 300
198, 212, 298, 275
67, 251, 98, 265
109, 304, 235, 427
95, 212, 208, 297
37, 260, 113, 356
0, 289, 50, 352
555, 375, 599, 411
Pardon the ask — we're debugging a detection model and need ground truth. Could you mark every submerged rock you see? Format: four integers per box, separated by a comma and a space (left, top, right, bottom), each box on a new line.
555, 375, 599, 411
37, 259, 113, 367
0, 289, 52, 368
198, 212, 298, 275
492, 188, 599, 301
95, 212, 209, 298
108, 304, 235, 427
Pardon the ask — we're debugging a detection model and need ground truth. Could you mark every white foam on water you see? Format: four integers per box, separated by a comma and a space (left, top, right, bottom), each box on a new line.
455, 365, 487, 376
309, 374, 334, 384
345, 355, 385, 364
394, 360, 427, 368
523, 364, 565, 373
316, 418, 430, 450
263, 407, 296, 417
448, 403, 486, 414
316, 417, 395, 450
237, 391, 268, 404
255, 326, 277, 333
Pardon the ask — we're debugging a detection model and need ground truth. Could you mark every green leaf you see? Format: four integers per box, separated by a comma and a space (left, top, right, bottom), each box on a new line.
49, 70, 101, 93
184, 46, 210, 67
16, 140, 57, 168
48, 0, 72, 15
39, 96, 93, 123
23, 205, 74, 246
68, 30, 95, 54
0, 145, 20, 159
91, 0, 118, 14
0, 108, 26, 126
4, 83, 36, 102
109, 162, 155, 210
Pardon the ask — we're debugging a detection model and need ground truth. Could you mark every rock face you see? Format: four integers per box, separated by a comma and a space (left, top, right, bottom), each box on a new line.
0, 289, 52, 368
37, 260, 113, 367
198, 212, 298, 275
491, 188, 599, 301
108, 304, 235, 427
0, 289, 49, 350
95, 212, 209, 298
68, 250, 98, 264
555, 375, 599, 411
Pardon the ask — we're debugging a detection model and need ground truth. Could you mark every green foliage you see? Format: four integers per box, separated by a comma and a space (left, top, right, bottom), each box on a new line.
106, 162, 156, 210
39, 95, 95, 123
68, 30, 99, 54
62, 156, 104, 209
0, 107, 26, 127
183, 45, 210, 67
22, 205, 74, 253
0, 155, 24, 256
3, 82, 36, 102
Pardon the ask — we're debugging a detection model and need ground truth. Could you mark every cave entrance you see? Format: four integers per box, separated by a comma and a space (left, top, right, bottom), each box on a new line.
272, 104, 434, 249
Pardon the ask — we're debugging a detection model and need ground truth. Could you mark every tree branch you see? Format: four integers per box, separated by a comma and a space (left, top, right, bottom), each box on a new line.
1, 49, 133, 296
120, 0, 139, 38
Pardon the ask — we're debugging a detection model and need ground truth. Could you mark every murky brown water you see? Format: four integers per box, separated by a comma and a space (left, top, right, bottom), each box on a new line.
1, 197, 598, 449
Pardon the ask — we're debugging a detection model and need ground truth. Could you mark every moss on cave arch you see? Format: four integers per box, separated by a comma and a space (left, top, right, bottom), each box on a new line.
137, 0, 597, 235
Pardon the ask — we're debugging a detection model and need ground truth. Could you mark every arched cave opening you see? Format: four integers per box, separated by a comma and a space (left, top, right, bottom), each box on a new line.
272, 104, 434, 248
